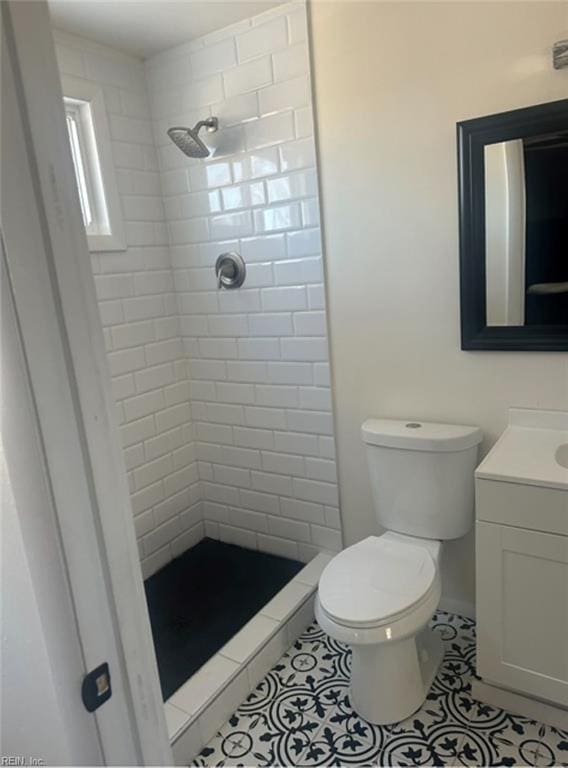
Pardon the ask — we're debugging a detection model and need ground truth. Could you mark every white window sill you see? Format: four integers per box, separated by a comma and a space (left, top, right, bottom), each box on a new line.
87, 232, 126, 253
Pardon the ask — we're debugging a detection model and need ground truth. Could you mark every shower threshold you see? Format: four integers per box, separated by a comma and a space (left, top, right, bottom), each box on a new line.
149, 547, 334, 760
144, 537, 304, 700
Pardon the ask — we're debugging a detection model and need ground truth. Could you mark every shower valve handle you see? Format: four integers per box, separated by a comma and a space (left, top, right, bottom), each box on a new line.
216, 252, 246, 290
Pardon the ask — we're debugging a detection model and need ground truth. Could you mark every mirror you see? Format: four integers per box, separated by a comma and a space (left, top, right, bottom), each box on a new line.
485, 134, 568, 327
458, 100, 568, 350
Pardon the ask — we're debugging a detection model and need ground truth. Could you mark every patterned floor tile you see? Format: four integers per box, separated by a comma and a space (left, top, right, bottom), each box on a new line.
431, 612, 476, 649
378, 724, 467, 766
194, 612, 565, 767
535, 726, 568, 767
296, 721, 385, 766
430, 611, 477, 691
454, 719, 544, 766
193, 703, 322, 767
444, 692, 563, 767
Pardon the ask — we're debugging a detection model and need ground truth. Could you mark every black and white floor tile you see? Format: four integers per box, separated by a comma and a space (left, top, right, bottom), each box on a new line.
192, 612, 568, 767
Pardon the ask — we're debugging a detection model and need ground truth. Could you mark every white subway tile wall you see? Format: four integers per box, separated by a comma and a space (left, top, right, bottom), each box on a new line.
145, 2, 341, 561
53, 1, 342, 574
53, 30, 201, 577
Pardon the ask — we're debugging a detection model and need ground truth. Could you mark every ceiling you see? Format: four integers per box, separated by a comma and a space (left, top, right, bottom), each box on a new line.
48, 1, 285, 59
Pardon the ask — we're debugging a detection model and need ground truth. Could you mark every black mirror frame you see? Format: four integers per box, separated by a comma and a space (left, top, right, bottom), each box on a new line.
457, 99, 568, 351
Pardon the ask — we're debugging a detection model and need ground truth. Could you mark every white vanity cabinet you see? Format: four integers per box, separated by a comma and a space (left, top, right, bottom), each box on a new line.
474, 409, 568, 722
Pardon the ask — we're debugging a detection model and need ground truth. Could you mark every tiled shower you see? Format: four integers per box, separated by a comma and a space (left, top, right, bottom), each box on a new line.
53, 0, 342, 580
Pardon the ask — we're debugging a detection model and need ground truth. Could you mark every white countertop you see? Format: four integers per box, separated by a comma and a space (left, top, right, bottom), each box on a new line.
475, 408, 568, 491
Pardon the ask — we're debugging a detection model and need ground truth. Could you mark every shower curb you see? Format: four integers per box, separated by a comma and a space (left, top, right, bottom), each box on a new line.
167, 552, 333, 765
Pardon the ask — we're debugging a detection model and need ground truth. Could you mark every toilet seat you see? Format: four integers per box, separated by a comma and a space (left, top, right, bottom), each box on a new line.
318, 535, 437, 629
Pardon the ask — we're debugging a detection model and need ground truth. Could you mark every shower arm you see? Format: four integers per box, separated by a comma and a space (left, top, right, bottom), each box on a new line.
195, 117, 219, 133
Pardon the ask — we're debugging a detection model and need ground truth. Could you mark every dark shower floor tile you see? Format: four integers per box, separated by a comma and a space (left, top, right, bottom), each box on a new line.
144, 537, 304, 700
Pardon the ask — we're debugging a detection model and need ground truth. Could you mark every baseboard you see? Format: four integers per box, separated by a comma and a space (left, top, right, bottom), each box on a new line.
472, 679, 568, 730
438, 596, 476, 620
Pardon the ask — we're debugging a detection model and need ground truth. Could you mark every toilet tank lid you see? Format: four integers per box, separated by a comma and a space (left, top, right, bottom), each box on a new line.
361, 418, 483, 452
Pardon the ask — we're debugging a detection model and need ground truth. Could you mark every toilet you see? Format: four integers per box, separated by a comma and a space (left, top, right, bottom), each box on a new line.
315, 418, 482, 725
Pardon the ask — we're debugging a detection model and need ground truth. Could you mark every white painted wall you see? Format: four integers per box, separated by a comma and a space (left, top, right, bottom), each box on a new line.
309, 1, 568, 614
145, 1, 342, 562
53, 30, 202, 577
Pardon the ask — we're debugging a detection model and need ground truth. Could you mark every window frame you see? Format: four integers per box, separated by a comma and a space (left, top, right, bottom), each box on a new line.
62, 75, 126, 252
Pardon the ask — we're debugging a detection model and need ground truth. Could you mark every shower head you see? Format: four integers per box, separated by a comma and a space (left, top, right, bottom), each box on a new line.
167, 117, 219, 159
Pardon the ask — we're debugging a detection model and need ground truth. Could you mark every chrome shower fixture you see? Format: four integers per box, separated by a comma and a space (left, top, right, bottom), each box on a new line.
167, 117, 219, 158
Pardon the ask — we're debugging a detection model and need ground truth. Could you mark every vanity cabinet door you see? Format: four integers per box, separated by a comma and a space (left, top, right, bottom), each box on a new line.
476, 521, 568, 707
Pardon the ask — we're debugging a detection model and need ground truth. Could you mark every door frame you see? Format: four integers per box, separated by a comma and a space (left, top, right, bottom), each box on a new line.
2, 2, 172, 763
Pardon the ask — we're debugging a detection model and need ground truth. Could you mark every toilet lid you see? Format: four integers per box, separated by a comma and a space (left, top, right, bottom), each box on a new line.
318, 536, 436, 627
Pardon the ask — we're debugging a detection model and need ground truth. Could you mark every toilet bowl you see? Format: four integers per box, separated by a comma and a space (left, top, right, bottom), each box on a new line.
315, 532, 444, 725
315, 418, 482, 725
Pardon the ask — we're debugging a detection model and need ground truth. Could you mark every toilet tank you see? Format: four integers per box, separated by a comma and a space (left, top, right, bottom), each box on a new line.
361, 419, 483, 540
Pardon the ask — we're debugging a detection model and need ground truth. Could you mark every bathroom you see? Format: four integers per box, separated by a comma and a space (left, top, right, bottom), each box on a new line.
1, 0, 567, 766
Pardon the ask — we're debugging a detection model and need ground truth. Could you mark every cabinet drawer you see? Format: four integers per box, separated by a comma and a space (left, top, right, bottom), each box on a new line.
476, 522, 568, 707
476, 479, 568, 536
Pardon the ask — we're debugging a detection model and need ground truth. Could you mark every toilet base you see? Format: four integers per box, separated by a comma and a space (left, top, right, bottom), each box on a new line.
350, 627, 444, 725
